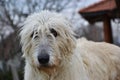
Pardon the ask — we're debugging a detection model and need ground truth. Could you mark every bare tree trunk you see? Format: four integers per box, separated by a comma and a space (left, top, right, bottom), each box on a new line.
7, 60, 19, 80
11, 65, 19, 80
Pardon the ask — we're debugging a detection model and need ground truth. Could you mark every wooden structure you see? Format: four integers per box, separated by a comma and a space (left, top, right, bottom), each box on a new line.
79, 0, 120, 43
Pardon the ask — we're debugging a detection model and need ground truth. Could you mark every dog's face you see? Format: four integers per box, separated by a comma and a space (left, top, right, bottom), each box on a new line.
20, 11, 76, 73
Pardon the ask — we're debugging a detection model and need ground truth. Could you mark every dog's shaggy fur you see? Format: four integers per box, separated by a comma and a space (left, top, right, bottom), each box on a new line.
20, 11, 120, 80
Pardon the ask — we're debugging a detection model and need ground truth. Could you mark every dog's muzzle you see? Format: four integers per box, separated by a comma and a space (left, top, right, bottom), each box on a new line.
38, 50, 50, 65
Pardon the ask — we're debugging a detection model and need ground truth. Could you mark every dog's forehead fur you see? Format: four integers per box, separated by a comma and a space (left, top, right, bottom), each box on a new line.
22, 10, 72, 32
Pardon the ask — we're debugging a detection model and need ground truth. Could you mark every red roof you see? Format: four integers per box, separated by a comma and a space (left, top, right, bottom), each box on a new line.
79, 0, 117, 13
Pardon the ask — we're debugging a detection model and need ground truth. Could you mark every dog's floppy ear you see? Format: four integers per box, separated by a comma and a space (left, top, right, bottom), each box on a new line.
60, 16, 76, 55
19, 25, 33, 58
65, 27, 76, 53
64, 17, 76, 49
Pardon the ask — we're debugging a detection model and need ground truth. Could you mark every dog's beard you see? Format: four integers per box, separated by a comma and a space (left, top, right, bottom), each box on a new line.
36, 58, 61, 74
32, 53, 61, 74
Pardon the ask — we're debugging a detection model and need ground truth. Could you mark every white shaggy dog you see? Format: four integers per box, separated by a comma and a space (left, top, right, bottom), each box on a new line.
20, 10, 120, 80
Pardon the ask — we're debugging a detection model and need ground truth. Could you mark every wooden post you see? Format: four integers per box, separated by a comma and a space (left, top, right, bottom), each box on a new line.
103, 15, 113, 43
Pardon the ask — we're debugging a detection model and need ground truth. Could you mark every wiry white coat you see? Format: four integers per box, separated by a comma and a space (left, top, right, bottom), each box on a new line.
24, 39, 120, 80
20, 11, 120, 80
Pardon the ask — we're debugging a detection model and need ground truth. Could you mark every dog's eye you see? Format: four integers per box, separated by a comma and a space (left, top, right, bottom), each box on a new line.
30, 32, 39, 39
50, 28, 58, 37
34, 35, 39, 39
30, 32, 34, 38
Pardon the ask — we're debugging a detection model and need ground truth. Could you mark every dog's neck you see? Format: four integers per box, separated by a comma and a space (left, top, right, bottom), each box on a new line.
50, 52, 89, 80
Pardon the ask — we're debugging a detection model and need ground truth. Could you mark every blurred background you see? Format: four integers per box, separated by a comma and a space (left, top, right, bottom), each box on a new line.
0, 0, 120, 80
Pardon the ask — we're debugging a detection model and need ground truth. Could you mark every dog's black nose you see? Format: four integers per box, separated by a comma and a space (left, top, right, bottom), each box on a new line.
38, 53, 49, 65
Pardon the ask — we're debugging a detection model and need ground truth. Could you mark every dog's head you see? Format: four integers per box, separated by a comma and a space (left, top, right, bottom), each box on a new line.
20, 10, 76, 73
